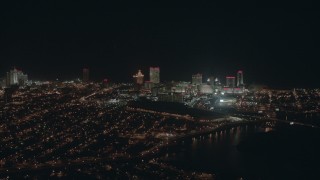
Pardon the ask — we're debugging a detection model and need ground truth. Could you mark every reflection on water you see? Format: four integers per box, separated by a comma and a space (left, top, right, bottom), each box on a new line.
265, 127, 273, 132
163, 122, 320, 180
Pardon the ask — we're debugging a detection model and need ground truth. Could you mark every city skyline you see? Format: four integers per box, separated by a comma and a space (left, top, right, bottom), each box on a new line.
1, 3, 319, 88
1, 3, 320, 179
2, 66, 247, 88
0, 65, 316, 89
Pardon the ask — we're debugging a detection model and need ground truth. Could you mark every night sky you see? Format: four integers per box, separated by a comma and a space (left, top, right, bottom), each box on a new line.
1, 2, 319, 88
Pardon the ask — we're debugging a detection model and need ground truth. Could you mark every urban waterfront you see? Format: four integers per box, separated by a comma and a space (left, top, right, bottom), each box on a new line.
2, 4, 320, 179
0, 80, 320, 179
162, 121, 320, 180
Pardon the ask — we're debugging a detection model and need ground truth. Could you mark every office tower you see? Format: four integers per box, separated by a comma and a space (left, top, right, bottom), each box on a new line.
237, 70, 244, 87
226, 76, 236, 88
83, 68, 89, 82
192, 74, 202, 85
133, 70, 144, 85
150, 67, 160, 83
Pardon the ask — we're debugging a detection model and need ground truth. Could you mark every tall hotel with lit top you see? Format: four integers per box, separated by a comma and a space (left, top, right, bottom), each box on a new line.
237, 70, 244, 87
133, 70, 144, 85
150, 67, 160, 83
226, 76, 235, 88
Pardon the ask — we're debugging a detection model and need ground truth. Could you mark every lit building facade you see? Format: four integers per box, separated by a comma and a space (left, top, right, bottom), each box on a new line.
158, 93, 184, 103
237, 70, 244, 87
226, 76, 235, 88
9, 68, 19, 85
192, 74, 202, 85
6, 68, 28, 87
199, 84, 214, 94
150, 67, 160, 83
133, 70, 144, 85
222, 87, 244, 94
172, 82, 191, 94
18, 72, 28, 86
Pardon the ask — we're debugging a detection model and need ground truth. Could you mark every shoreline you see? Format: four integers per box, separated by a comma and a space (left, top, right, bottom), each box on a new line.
139, 118, 272, 160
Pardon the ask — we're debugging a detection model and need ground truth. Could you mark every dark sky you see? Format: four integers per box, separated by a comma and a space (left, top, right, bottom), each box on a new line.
1, 2, 319, 88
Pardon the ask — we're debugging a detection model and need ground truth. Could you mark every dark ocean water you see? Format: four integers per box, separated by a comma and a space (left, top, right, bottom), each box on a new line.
163, 121, 320, 180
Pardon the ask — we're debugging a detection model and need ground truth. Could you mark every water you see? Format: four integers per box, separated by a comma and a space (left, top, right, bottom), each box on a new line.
163, 122, 320, 180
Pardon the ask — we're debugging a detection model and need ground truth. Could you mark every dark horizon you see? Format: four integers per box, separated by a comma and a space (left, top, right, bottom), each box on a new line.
1, 3, 319, 88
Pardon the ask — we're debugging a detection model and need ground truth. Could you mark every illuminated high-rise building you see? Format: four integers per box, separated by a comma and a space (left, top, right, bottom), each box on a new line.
150, 67, 160, 83
192, 74, 202, 85
83, 68, 89, 82
237, 70, 244, 87
6, 67, 28, 87
17, 72, 28, 86
133, 70, 144, 85
9, 68, 19, 85
226, 76, 235, 88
